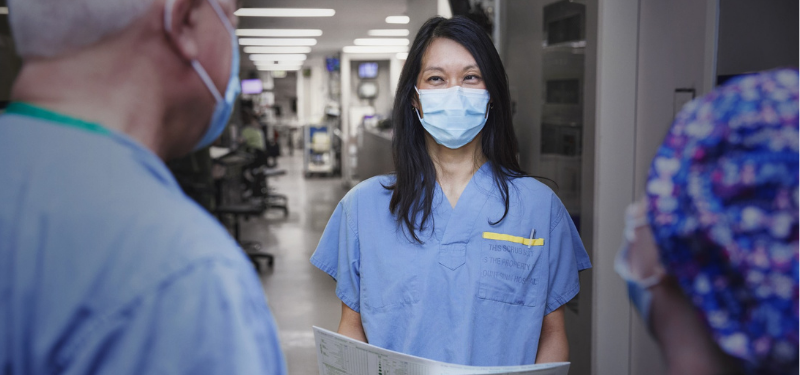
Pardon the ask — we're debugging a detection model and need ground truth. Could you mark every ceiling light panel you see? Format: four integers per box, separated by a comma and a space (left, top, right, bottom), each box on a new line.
354, 38, 409, 46
343, 46, 409, 54
368, 29, 410, 37
254, 60, 304, 66
243, 46, 312, 54
396, 52, 409, 60
236, 29, 322, 37
235, 8, 335, 17
239, 38, 317, 46
385, 16, 410, 24
250, 54, 307, 61
257, 66, 301, 71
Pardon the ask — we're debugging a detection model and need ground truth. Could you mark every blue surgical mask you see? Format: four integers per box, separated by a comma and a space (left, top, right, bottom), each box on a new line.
614, 202, 664, 328
165, 0, 241, 150
415, 86, 490, 149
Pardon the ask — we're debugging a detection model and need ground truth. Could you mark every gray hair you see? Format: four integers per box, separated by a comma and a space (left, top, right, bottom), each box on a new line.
8, 0, 156, 58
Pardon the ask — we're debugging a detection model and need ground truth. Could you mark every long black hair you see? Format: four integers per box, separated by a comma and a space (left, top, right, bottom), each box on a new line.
386, 16, 525, 243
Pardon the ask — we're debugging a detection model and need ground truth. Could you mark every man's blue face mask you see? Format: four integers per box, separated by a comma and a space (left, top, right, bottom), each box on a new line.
165, 0, 241, 150
614, 201, 666, 328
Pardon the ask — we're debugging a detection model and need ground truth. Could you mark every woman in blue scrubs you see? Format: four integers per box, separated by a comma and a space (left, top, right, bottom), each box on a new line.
311, 16, 591, 366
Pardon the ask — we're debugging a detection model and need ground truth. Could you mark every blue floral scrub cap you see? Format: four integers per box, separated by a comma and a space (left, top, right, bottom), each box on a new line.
645, 69, 799, 374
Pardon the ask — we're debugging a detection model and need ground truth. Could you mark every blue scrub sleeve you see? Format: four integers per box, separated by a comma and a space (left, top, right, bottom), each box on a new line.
545, 198, 592, 315
310, 200, 362, 313
62, 259, 287, 375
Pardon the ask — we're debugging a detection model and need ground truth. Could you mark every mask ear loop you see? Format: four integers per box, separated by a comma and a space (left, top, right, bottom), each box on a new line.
164, 0, 227, 104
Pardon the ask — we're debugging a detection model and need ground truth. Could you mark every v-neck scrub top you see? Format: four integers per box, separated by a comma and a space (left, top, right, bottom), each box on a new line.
311, 163, 592, 366
0, 103, 286, 374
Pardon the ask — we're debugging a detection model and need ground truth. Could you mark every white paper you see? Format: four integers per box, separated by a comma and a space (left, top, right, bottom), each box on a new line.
313, 326, 570, 375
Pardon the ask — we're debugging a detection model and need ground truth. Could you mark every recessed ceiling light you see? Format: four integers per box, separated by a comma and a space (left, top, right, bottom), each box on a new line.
354, 38, 409, 46
235, 8, 335, 17
236, 29, 323, 37
250, 54, 307, 61
343, 46, 409, 54
254, 60, 304, 66
239, 38, 317, 46
243, 46, 312, 54
396, 52, 409, 60
385, 16, 409, 24
0, 7, 8, 15
368, 29, 410, 37
258, 65, 302, 71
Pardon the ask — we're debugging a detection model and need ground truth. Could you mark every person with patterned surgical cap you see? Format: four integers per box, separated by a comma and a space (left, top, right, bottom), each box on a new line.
616, 68, 798, 374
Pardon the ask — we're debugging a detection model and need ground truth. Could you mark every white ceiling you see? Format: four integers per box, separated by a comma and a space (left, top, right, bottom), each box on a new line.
239, 0, 408, 70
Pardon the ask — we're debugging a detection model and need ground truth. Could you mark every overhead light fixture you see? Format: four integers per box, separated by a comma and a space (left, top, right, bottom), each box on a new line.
396, 52, 408, 60
0, 7, 8, 15
343, 46, 409, 54
271, 70, 289, 78
239, 38, 316, 46
236, 29, 322, 37
243, 46, 311, 54
385, 15, 409, 24
258, 65, 301, 71
254, 60, 304, 66
250, 54, 307, 61
368, 29, 410, 37
235, 8, 335, 17
354, 38, 409, 46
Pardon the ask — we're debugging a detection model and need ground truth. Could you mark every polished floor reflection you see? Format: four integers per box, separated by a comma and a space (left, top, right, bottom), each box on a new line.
236, 152, 347, 374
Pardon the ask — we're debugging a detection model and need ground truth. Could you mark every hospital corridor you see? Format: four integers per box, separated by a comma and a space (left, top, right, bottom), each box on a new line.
0, 0, 797, 374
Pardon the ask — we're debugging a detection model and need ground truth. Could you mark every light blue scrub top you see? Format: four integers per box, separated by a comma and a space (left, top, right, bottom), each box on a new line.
0, 103, 286, 374
311, 163, 591, 366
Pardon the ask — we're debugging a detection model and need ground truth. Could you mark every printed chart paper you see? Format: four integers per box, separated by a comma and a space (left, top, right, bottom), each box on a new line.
313, 326, 569, 375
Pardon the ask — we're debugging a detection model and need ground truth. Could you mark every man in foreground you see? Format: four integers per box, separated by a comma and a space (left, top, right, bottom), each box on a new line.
0, 0, 286, 373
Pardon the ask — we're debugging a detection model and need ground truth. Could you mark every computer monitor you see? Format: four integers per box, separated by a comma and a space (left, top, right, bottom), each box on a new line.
241, 79, 263, 94
358, 62, 379, 79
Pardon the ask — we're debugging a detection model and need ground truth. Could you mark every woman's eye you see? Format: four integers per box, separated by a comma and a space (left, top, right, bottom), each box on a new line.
427, 76, 444, 82
465, 75, 481, 81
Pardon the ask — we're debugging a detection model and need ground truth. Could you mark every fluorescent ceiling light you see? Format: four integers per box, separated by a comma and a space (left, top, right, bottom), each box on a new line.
244, 46, 311, 54
354, 38, 409, 46
254, 60, 304, 66
239, 38, 316, 46
258, 66, 301, 71
368, 29, 410, 37
343, 46, 409, 54
0, 7, 8, 15
235, 8, 335, 17
385, 16, 409, 24
250, 54, 307, 61
396, 52, 408, 60
236, 29, 322, 37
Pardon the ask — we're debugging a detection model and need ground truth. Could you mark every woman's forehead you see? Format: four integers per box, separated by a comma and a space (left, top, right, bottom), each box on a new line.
420, 38, 479, 71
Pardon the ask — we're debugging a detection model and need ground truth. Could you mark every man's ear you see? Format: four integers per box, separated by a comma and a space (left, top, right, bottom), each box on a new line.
164, 0, 203, 63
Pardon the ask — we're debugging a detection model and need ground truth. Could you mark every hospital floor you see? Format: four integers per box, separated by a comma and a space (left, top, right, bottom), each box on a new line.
236, 152, 347, 374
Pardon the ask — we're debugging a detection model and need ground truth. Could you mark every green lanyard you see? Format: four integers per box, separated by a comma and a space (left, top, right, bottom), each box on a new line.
4, 101, 112, 136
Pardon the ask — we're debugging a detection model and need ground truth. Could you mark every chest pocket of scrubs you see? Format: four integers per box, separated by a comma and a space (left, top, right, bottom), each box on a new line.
439, 243, 467, 270
478, 238, 546, 307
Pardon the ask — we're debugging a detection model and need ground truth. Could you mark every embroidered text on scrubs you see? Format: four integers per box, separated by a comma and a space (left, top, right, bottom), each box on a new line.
481, 270, 538, 285
488, 244, 534, 257
483, 257, 532, 270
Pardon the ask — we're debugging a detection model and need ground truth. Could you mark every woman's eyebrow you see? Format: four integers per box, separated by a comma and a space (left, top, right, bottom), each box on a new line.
422, 66, 445, 73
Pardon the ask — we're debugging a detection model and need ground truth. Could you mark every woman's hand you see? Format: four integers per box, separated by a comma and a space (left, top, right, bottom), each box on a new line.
338, 302, 367, 342
535, 306, 569, 363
